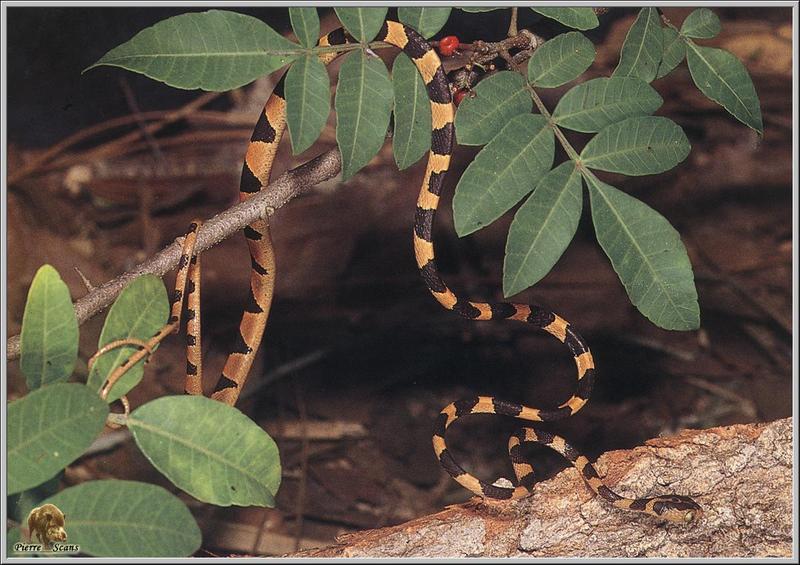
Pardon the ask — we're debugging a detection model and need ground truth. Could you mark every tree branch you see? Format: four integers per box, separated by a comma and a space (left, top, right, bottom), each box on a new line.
6, 148, 342, 360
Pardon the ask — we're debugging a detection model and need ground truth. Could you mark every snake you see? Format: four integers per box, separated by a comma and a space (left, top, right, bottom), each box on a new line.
204, 29, 353, 405
108, 20, 702, 525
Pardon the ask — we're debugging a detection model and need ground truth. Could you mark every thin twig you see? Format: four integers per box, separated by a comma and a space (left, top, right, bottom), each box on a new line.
6, 147, 343, 360
120, 79, 165, 255
683, 376, 758, 420
7, 109, 255, 187
118, 77, 166, 164
240, 348, 330, 401
292, 378, 310, 553
263, 420, 366, 441
508, 7, 519, 37
118, 77, 165, 255
74, 266, 95, 292
8, 91, 221, 185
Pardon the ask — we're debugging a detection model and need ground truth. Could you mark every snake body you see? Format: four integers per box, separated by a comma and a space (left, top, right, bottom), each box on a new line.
203, 29, 350, 405
131, 21, 702, 524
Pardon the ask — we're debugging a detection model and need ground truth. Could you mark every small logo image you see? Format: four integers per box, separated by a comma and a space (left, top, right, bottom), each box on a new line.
14, 503, 79, 554
28, 503, 67, 548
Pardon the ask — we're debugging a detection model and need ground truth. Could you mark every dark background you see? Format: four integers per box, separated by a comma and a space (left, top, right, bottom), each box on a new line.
7, 6, 624, 146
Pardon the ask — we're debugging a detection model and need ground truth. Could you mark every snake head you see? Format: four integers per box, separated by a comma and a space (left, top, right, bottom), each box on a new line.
650, 495, 703, 524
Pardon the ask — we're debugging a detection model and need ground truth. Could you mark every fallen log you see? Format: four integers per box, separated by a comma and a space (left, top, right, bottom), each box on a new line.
289, 418, 792, 558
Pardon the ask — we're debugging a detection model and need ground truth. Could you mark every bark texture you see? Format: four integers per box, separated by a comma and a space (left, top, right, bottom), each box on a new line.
290, 418, 793, 558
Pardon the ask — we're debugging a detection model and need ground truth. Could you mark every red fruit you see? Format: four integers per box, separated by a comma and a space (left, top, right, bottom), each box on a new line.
453, 89, 468, 106
438, 35, 460, 57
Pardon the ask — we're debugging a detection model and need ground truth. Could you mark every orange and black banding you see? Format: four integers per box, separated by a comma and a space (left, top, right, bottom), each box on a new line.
99, 222, 202, 400
209, 29, 350, 406
184, 248, 203, 396
507, 428, 703, 522
174, 220, 204, 395
396, 22, 703, 522
169, 220, 200, 327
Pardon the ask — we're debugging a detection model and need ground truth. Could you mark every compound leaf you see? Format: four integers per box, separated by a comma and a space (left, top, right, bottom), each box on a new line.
392, 52, 431, 170
286, 55, 331, 155
504, 162, 583, 296
334, 7, 388, 42
614, 7, 663, 82
553, 76, 662, 133
335, 51, 393, 180
454, 114, 554, 236
398, 7, 451, 39
686, 44, 763, 134
531, 7, 599, 30
586, 175, 699, 330
455, 71, 532, 146
528, 31, 595, 88
581, 116, 690, 175
289, 7, 320, 48
656, 27, 686, 79
681, 8, 721, 39
86, 10, 301, 91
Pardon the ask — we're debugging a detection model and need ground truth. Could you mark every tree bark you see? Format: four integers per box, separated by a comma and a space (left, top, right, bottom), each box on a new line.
289, 418, 792, 558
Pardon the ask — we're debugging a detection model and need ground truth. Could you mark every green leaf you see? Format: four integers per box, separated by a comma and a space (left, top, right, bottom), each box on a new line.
286, 55, 331, 155
128, 396, 281, 507
613, 7, 663, 83
335, 51, 394, 181
586, 175, 699, 330
681, 8, 721, 39
7, 527, 22, 555
459, 8, 502, 13
20, 265, 79, 391
44, 480, 201, 557
398, 7, 451, 39
454, 114, 554, 236
686, 44, 763, 134
553, 77, 663, 133
528, 31, 595, 88
289, 7, 320, 48
8, 383, 109, 495
334, 7, 388, 42
504, 162, 583, 296
454, 71, 532, 146
581, 116, 690, 175
8, 476, 62, 523
656, 27, 686, 79
87, 275, 169, 403
392, 53, 431, 170
85, 10, 302, 91
531, 7, 599, 30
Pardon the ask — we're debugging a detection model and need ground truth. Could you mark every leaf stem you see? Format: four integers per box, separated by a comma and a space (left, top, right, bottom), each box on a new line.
656, 7, 679, 31
307, 40, 393, 57
527, 86, 582, 163
508, 7, 519, 37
